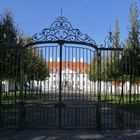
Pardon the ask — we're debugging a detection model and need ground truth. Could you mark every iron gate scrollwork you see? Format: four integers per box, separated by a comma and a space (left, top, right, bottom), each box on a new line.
32, 16, 96, 44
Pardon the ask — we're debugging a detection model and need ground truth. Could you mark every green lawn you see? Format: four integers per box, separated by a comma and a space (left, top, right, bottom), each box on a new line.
1, 91, 140, 115
99, 93, 140, 115
1, 91, 39, 105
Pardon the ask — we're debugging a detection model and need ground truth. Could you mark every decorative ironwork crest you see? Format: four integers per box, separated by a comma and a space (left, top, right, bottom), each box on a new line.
104, 31, 115, 48
32, 16, 96, 45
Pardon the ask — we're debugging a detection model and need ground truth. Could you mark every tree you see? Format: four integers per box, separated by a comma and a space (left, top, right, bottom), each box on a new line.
128, 3, 140, 77
123, 3, 140, 103
0, 10, 28, 81
23, 37, 50, 81
24, 48, 50, 81
0, 10, 22, 101
0, 9, 18, 45
107, 20, 122, 82
88, 52, 98, 81
89, 20, 122, 83
0, 9, 21, 113
122, 4, 140, 81
0, 10, 49, 99
88, 50, 108, 82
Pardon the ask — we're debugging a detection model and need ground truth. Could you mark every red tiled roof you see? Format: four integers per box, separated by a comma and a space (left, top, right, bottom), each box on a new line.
112, 81, 121, 86
112, 81, 140, 86
47, 61, 90, 73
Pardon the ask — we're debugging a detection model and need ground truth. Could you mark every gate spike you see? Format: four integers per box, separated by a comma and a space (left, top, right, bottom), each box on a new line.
61, 8, 63, 17
109, 25, 112, 36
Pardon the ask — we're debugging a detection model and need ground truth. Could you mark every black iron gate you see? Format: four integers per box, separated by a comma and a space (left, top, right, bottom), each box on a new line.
23, 42, 98, 129
1, 16, 140, 129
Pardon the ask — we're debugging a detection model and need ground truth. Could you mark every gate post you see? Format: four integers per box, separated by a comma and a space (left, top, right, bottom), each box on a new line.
97, 49, 101, 130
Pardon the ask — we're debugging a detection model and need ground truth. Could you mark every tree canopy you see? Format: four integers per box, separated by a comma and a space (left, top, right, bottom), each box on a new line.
0, 9, 49, 82
89, 3, 140, 83
122, 3, 140, 81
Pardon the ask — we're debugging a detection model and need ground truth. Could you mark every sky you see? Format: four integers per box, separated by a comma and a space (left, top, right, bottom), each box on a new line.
0, 0, 140, 45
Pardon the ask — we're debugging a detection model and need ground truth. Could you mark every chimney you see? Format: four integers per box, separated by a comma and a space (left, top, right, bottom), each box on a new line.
50, 57, 52, 62
57, 57, 60, 62
73, 57, 76, 62
80, 57, 83, 62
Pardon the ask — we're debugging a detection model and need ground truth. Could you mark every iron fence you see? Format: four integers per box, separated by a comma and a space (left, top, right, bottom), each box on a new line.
0, 16, 140, 129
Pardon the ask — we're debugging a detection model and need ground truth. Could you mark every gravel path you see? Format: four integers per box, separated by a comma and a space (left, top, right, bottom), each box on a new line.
0, 129, 140, 140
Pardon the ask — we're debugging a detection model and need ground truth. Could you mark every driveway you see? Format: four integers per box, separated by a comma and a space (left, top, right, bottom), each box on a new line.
0, 129, 140, 140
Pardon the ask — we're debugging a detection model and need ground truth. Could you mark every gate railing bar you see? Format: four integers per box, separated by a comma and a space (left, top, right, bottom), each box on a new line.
24, 40, 98, 50
58, 42, 63, 129
98, 47, 123, 51
116, 50, 124, 128
19, 48, 25, 129
0, 53, 3, 124
0, 77, 4, 128
97, 49, 101, 129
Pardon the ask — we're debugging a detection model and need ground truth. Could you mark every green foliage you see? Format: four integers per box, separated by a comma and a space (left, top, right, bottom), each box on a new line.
0, 9, 22, 81
0, 9, 49, 82
88, 52, 98, 81
0, 9, 19, 45
24, 47, 49, 81
107, 20, 122, 81
122, 3, 140, 82
89, 4, 140, 83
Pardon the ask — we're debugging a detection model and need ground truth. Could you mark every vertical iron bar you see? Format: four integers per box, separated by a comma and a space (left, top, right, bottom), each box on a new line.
19, 48, 24, 130
58, 43, 63, 128
0, 50, 4, 128
121, 50, 124, 128
97, 49, 101, 129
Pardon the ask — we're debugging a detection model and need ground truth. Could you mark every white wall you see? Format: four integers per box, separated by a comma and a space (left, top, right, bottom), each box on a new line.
2, 74, 140, 95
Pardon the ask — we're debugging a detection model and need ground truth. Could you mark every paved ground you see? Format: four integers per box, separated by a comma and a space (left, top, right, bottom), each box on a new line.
0, 129, 140, 140
1, 93, 140, 139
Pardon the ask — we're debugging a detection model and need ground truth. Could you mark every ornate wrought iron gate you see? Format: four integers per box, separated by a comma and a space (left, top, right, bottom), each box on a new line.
22, 16, 98, 129
0, 16, 140, 129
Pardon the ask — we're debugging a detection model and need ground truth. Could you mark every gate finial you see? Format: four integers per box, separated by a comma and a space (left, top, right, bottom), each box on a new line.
103, 26, 115, 48
61, 8, 63, 17
109, 25, 112, 36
